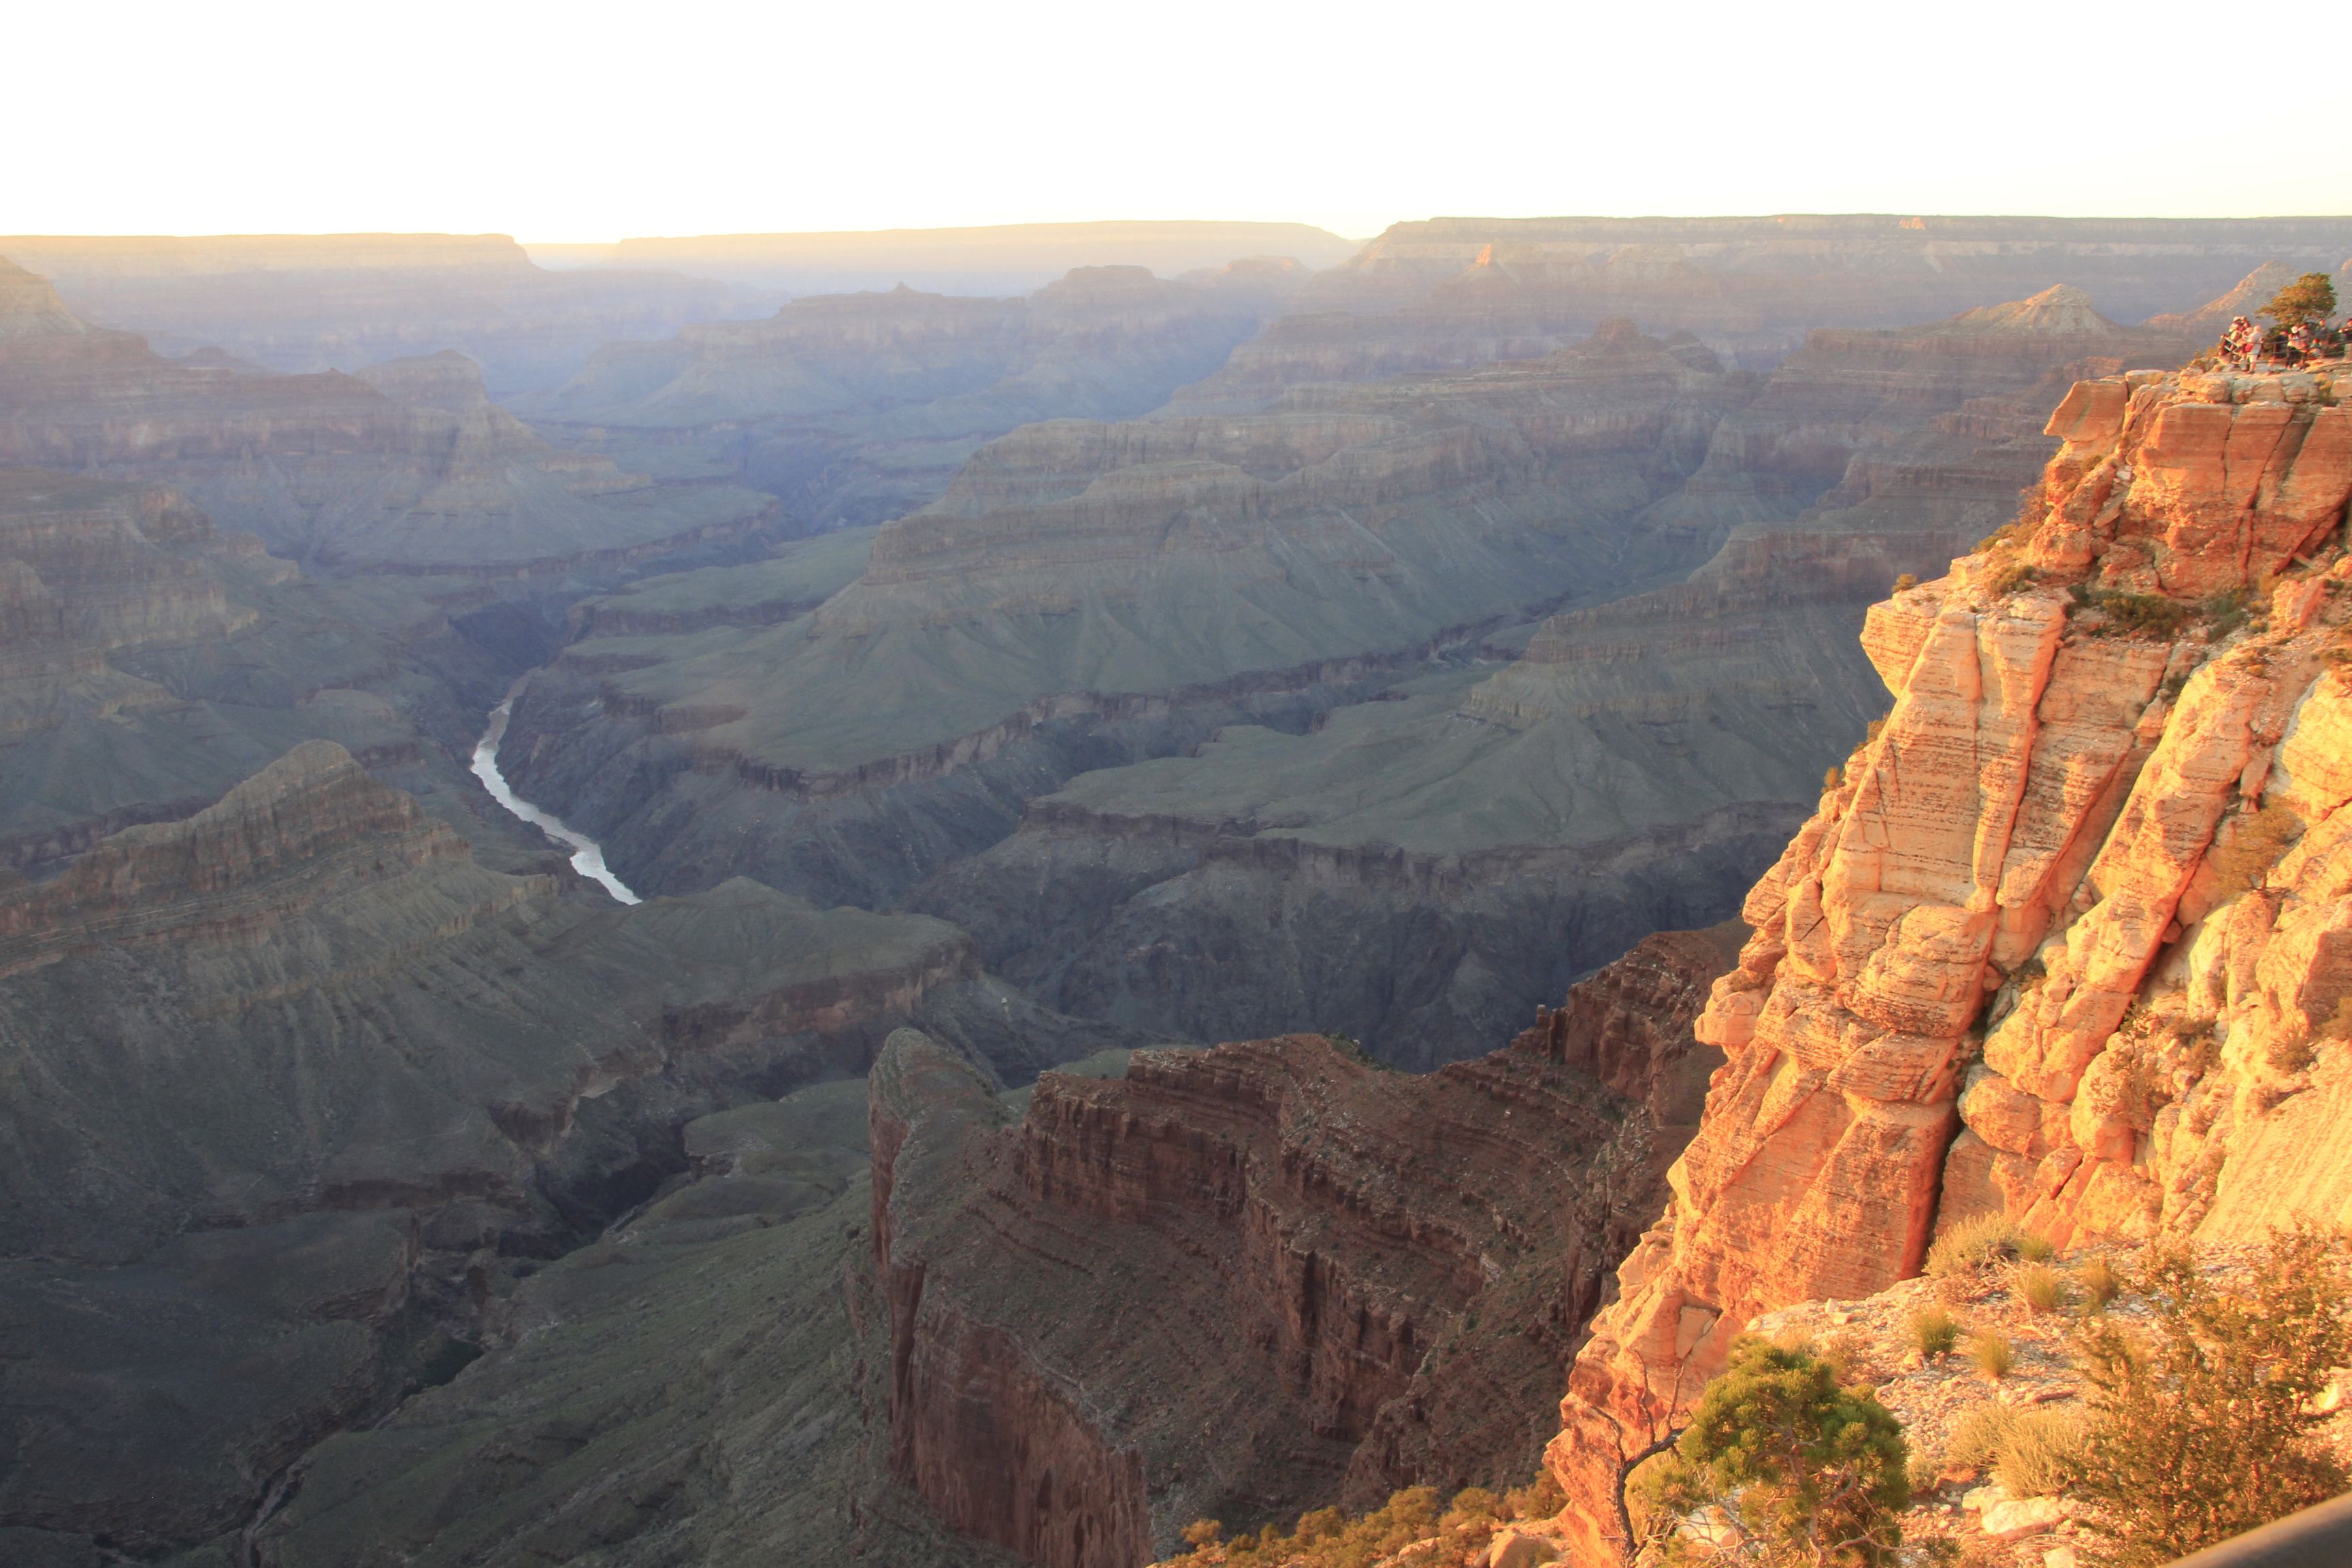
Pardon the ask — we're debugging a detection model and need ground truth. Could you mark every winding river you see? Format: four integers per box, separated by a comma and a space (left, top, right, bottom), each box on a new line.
470, 698, 642, 904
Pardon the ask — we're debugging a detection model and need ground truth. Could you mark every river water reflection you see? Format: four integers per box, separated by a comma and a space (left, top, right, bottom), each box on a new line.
469, 698, 642, 904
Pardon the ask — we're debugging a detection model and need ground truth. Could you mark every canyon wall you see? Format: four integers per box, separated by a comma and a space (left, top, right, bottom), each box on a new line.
0, 739, 990, 1559
893, 291, 2197, 1064
870, 924, 1740, 1565
1547, 363, 2352, 1563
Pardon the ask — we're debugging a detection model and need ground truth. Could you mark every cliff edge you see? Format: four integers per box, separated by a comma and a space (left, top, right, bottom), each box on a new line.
1548, 363, 2352, 1561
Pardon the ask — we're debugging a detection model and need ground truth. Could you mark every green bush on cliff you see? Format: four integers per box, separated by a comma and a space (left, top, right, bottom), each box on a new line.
1161, 1472, 1563, 1568
1633, 1337, 1910, 1567
2260, 272, 2338, 332
2064, 1226, 2352, 1566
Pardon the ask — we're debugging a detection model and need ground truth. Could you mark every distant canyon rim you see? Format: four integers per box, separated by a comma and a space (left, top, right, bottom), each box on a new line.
0, 213, 2345, 1568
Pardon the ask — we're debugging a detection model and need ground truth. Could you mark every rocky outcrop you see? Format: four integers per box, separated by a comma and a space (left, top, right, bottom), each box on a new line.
523, 260, 1316, 529
0, 265, 777, 576
1546, 365, 2352, 1563
870, 924, 1740, 1565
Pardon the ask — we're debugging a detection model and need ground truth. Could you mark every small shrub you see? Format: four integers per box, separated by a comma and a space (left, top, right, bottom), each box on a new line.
2016, 1230, 2055, 1263
2019, 1263, 2065, 1313
1987, 561, 2039, 597
2200, 586, 2252, 638
2267, 1034, 2317, 1076
1499, 1469, 1563, 1522
2068, 1227, 2352, 1565
1294, 1506, 1344, 1544
1970, 1330, 2015, 1380
1892, 573, 1919, 592
2097, 592, 2191, 640
1946, 1403, 2018, 1471
2077, 1257, 2122, 1313
2203, 802, 2304, 904
1181, 1519, 1222, 1548
1825, 765, 1844, 791
1927, 1213, 2046, 1277
1995, 1409, 2087, 1497
1911, 1305, 1961, 1358
1635, 1337, 1910, 1567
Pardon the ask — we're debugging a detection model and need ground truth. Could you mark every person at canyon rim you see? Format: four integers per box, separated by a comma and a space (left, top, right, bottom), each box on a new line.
2224, 313, 2258, 369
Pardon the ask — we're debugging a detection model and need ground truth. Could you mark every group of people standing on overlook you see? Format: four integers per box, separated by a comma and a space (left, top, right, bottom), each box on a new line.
2217, 270, 2345, 370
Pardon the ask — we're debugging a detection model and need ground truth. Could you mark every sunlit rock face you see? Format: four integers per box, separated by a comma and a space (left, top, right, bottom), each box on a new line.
1547, 364, 2352, 1564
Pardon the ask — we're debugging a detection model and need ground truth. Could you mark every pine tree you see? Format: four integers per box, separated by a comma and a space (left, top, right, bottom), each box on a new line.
2260, 272, 2338, 332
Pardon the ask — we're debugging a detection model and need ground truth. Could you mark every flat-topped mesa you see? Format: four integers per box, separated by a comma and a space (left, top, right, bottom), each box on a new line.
1546, 365, 2352, 1564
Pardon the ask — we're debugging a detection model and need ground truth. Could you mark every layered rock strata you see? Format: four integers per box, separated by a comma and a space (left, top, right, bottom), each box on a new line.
0, 467, 577, 883
252, 1079, 1027, 1568
869, 924, 1740, 1567
0, 233, 764, 396
1173, 217, 2352, 406
0, 262, 776, 576
0, 740, 979, 1557
595, 221, 1360, 295
903, 292, 2191, 1062
500, 319, 1755, 919
1547, 364, 2352, 1562
524, 261, 1316, 528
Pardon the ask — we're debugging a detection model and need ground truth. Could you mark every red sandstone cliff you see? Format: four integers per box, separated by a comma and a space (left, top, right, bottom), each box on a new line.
1547, 363, 2352, 1562
870, 925, 1741, 1567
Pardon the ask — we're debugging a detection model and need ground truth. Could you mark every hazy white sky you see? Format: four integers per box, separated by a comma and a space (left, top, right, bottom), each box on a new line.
18, 0, 2348, 240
